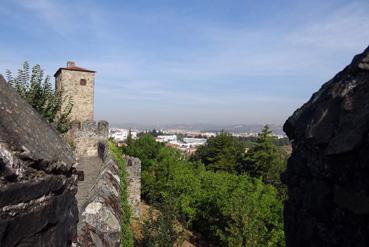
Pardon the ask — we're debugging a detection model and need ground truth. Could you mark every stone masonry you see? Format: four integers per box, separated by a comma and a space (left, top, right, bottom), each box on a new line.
124, 155, 141, 218
66, 120, 109, 159
77, 142, 121, 246
54, 61, 95, 122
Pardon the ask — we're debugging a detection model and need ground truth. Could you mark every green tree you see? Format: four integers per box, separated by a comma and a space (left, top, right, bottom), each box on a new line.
6, 61, 72, 133
124, 134, 163, 170
142, 201, 182, 247
126, 128, 133, 146
195, 173, 285, 246
192, 131, 244, 173
126, 134, 286, 246
239, 125, 286, 188
142, 147, 203, 222
141, 143, 285, 246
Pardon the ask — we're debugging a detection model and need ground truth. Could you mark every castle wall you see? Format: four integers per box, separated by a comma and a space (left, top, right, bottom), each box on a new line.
124, 155, 141, 218
65, 120, 109, 159
77, 142, 121, 246
56, 70, 94, 122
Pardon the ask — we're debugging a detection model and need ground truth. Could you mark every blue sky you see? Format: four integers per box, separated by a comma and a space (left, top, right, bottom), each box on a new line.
1, 0, 368, 125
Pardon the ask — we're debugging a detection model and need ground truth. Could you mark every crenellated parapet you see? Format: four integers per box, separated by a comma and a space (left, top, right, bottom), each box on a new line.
76, 142, 121, 246
65, 120, 109, 159
124, 155, 141, 218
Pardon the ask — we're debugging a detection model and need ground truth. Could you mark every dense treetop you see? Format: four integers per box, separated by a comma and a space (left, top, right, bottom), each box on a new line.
122, 128, 287, 246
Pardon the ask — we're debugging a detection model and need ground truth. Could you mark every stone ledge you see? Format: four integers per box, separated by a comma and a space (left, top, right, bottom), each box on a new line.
76, 142, 121, 246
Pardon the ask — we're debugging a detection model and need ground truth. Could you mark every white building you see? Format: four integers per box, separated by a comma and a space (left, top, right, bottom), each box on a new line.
183, 138, 207, 146
156, 135, 177, 143
109, 128, 137, 142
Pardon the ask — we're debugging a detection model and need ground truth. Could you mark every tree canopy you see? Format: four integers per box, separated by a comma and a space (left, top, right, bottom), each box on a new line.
192, 131, 245, 173
122, 131, 286, 246
124, 133, 163, 170
6, 61, 72, 133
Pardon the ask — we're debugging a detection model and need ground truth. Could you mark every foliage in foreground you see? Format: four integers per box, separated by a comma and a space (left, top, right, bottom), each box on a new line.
6, 61, 72, 133
123, 134, 285, 246
142, 201, 182, 247
108, 140, 134, 247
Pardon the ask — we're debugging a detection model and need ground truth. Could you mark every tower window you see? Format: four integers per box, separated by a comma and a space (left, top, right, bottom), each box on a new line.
80, 79, 87, 86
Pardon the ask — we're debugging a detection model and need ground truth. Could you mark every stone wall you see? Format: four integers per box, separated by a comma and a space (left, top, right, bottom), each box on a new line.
77, 142, 121, 246
66, 120, 109, 159
124, 155, 141, 218
0, 75, 78, 246
283, 46, 369, 246
55, 69, 95, 122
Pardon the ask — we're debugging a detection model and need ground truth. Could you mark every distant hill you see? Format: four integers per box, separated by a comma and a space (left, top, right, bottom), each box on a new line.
111, 123, 285, 135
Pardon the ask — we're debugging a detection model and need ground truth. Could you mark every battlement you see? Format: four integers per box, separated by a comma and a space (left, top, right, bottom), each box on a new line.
70, 120, 109, 136
65, 120, 109, 159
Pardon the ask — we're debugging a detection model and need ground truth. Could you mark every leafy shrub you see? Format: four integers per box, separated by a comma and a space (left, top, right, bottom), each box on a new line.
6, 61, 73, 133
140, 145, 285, 246
192, 131, 245, 173
125, 131, 286, 246
142, 201, 182, 247
124, 134, 163, 170
194, 172, 285, 246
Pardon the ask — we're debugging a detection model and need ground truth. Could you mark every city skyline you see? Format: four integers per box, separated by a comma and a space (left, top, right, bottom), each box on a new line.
1, 0, 369, 125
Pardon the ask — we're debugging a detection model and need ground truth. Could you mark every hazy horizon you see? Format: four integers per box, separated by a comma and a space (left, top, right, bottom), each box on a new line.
110, 122, 285, 129
1, 0, 369, 125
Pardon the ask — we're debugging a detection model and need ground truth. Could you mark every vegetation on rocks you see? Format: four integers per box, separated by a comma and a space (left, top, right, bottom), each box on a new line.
108, 140, 134, 247
6, 61, 73, 133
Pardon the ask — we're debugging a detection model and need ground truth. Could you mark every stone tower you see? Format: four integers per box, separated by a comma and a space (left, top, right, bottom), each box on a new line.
54, 61, 95, 122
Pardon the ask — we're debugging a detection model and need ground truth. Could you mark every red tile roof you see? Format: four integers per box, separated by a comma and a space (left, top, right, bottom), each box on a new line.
54, 65, 95, 77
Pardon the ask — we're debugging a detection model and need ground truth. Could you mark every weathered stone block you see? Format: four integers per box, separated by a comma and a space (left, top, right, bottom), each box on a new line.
124, 155, 141, 218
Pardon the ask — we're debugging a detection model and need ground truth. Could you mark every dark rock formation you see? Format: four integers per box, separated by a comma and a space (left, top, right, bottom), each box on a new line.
0, 75, 78, 246
283, 46, 369, 247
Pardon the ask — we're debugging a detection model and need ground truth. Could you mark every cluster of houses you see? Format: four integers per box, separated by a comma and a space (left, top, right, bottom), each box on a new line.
109, 128, 138, 142
156, 135, 207, 154
156, 135, 207, 155
108, 128, 207, 154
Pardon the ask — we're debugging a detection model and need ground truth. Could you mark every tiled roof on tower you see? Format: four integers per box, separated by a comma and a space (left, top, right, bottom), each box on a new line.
54, 61, 95, 77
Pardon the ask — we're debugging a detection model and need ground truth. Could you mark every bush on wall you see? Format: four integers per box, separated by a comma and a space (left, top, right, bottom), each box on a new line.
108, 140, 134, 247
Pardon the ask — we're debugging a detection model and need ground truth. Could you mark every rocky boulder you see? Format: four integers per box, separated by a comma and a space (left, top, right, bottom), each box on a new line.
0, 75, 78, 246
283, 46, 369, 246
